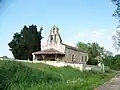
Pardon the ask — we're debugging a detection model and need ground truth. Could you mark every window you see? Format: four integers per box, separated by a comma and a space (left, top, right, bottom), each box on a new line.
72, 55, 75, 62
50, 35, 53, 41
85, 56, 87, 62
54, 34, 57, 41
81, 56, 84, 62
53, 29, 55, 33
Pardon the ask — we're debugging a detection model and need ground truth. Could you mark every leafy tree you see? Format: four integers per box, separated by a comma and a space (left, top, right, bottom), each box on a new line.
112, 0, 120, 52
76, 42, 88, 52
112, 0, 120, 22
77, 42, 106, 65
8, 25, 43, 60
104, 54, 120, 70
112, 30, 120, 51
87, 42, 104, 65
103, 50, 113, 57
2, 56, 8, 59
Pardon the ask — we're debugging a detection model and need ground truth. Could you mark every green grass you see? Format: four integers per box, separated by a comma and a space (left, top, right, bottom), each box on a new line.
0, 60, 116, 90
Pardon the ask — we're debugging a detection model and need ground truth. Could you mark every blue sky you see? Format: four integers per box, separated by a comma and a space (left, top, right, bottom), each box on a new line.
0, 0, 119, 58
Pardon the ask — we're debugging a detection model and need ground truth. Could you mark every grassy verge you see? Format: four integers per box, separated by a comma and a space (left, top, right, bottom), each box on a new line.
0, 60, 116, 90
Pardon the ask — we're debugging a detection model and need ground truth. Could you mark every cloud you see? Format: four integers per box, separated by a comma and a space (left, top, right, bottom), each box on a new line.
111, 31, 116, 36
77, 29, 107, 38
76, 28, 119, 55
91, 31, 104, 37
91, 29, 107, 37
77, 33, 85, 37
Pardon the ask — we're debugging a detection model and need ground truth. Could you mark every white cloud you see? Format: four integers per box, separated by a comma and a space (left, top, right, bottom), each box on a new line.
91, 30, 105, 37
77, 33, 85, 37
76, 28, 119, 55
112, 31, 116, 36
77, 29, 107, 38
92, 29, 107, 36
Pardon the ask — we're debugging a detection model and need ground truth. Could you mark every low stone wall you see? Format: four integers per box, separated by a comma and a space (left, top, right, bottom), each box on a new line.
0, 59, 101, 72
86, 65, 101, 72
0, 59, 85, 71
34, 61, 85, 71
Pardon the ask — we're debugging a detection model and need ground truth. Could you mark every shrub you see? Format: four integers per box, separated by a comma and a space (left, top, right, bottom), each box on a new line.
104, 54, 120, 71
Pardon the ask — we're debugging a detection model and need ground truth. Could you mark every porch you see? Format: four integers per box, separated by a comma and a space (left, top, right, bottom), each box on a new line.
32, 48, 65, 62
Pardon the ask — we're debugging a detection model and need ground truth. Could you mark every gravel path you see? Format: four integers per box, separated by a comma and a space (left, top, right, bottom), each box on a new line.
95, 73, 120, 90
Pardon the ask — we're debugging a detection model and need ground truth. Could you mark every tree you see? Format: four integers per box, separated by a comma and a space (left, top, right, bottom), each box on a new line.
38, 27, 43, 51
112, 0, 120, 52
87, 42, 104, 65
112, 0, 120, 22
8, 25, 43, 60
112, 30, 120, 51
104, 54, 120, 70
103, 50, 113, 57
2, 56, 8, 59
76, 42, 88, 52
77, 42, 104, 65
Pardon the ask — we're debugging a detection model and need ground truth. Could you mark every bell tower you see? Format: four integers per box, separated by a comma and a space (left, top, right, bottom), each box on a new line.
47, 25, 62, 45
42, 25, 65, 52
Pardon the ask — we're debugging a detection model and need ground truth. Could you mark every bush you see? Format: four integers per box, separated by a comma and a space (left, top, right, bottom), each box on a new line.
87, 59, 98, 65
104, 54, 120, 71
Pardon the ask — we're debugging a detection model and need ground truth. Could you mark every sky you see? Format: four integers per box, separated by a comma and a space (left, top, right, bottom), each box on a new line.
0, 0, 119, 58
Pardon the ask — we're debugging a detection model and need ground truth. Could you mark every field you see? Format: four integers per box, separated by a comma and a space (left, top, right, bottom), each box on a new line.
0, 60, 116, 90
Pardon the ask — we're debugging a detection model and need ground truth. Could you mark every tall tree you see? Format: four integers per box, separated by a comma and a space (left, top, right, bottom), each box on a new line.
112, 30, 120, 51
8, 25, 43, 60
77, 42, 105, 65
112, 0, 120, 52
112, 0, 120, 22
38, 27, 43, 51
76, 42, 88, 52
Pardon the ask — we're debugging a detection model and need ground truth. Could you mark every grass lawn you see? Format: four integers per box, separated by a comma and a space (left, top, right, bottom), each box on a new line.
0, 60, 116, 90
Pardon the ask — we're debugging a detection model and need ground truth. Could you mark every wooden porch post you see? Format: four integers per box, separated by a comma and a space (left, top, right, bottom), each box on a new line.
32, 53, 35, 62
55, 54, 56, 60
41, 54, 47, 62
55, 54, 59, 63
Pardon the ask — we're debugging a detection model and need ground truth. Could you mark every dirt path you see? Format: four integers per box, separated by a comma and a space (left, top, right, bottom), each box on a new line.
95, 73, 120, 90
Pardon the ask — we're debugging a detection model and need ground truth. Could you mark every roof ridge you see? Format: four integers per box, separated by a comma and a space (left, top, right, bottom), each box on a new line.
62, 43, 87, 53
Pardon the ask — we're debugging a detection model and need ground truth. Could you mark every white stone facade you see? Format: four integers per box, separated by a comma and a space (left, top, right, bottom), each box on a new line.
33, 25, 88, 64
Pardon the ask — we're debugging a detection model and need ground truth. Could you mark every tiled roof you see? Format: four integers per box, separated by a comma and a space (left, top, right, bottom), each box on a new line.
33, 48, 65, 55
62, 43, 87, 53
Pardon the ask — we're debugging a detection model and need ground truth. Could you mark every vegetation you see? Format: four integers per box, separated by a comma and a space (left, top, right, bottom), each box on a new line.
112, 0, 120, 51
112, 0, 120, 22
8, 25, 43, 60
76, 42, 113, 65
104, 54, 120, 70
0, 60, 115, 90
0, 56, 8, 59
112, 30, 120, 51
76, 41, 120, 71
105, 0, 120, 71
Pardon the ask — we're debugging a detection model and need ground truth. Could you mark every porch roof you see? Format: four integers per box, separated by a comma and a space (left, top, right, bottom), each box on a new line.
33, 48, 65, 55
